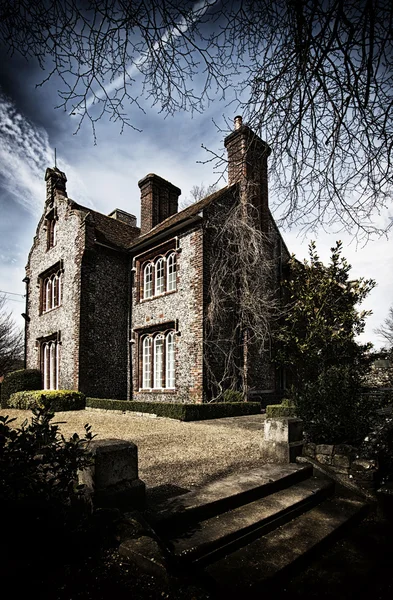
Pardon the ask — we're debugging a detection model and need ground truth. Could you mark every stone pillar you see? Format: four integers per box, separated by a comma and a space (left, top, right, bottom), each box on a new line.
79, 439, 146, 509
261, 417, 304, 463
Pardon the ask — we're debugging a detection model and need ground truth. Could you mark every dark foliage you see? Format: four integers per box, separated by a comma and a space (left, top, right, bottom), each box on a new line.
0, 400, 96, 571
1, 368, 42, 408
295, 365, 380, 445
362, 412, 393, 485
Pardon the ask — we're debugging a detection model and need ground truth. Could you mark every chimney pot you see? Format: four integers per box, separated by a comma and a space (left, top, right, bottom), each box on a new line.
234, 115, 243, 130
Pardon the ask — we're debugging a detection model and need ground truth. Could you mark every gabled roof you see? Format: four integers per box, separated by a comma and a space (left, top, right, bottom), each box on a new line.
128, 183, 238, 249
69, 200, 140, 250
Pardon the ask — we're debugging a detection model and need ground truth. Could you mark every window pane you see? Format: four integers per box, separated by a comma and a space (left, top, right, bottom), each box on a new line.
166, 332, 175, 388
154, 335, 164, 388
50, 342, 56, 390
44, 344, 50, 390
144, 264, 153, 299
155, 258, 165, 294
167, 253, 176, 291
46, 278, 52, 311
142, 337, 152, 388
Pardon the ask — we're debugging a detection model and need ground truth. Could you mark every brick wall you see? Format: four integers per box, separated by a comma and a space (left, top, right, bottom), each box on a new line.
25, 186, 85, 390
131, 225, 204, 403
78, 233, 130, 399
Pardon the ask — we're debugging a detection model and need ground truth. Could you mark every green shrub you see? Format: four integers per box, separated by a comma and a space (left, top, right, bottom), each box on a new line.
295, 365, 380, 445
1, 369, 42, 408
86, 398, 260, 421
266, 399, 296, 418
362, 411, 393, 485
221, 389, 244, 403
0, 400, 95, 568
9, 390, 86, 411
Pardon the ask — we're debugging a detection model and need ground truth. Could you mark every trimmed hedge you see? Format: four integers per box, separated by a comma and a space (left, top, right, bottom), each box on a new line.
1, 369, 42, 408
86, 398, 261, 421
266, 399, 296, 419
9, 390, 86, 412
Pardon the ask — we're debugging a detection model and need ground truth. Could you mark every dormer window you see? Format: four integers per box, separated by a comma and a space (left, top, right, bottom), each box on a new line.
45, 208, 58, 250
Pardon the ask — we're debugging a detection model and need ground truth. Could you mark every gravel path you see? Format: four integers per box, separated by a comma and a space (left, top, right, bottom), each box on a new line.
1, 408, 266, 490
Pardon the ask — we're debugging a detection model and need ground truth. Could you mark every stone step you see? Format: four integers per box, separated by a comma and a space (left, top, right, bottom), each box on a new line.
151, 463, 314, 531
168, 477, 334, 565
204, 495, 368, 596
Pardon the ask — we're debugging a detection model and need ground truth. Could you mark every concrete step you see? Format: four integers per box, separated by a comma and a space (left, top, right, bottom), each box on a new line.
204, 495, 369, 596
168, 477, 334, 565
151, 463, 313, 531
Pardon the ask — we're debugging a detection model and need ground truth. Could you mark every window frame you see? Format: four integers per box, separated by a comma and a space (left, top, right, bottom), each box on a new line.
139, 330, 176, 391
166, 252, 177, 292
143, 262, 153, 299
41, 338, 59, 390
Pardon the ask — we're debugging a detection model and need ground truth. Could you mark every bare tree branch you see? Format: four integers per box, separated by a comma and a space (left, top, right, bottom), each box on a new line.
374, 305, 393, 348
0, 294, 24, 377
1, 0, 392, 237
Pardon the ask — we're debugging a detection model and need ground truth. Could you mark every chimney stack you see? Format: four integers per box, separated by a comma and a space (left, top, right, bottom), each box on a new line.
138, 173, 181, 235
45, 167, 67, 206
224, 117, 271, 232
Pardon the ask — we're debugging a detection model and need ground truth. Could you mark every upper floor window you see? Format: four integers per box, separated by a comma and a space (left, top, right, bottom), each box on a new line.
141, 251, 177, 300
143, 263, 153, 299
40, 262, 63, 314
45, 209, 58, 250
167, 253, 176, 292
155, 258, 165, 294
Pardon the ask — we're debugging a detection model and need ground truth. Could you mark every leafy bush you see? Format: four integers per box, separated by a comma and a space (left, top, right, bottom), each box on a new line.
1, 368, 42, 408
362, 411, 393, 485
295, 365, 380, 445
9, 389, 86, 411
266, 398, 296, 418
221, 389, 244, 403
0, 400, 95, 568
86, 398, 260, 420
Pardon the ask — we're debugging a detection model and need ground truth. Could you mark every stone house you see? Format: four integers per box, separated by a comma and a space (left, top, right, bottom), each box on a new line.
24, 118, 291, 403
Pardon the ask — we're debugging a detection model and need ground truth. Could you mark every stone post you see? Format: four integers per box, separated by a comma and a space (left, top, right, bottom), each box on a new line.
79, 439, 146, 509
261, 417, 304, 463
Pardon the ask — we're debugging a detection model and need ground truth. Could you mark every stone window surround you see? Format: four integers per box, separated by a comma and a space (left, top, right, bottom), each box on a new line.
133, 238, 181, 303
141, 251, 177, 301
38, 260, 64, 315
37, 331, 61, 390
133, 321, 178, 392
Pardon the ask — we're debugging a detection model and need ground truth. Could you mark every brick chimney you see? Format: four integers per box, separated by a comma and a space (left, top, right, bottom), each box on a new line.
224, 116, 271, 232
138, 173, 181, 235
45, 167, 67, 206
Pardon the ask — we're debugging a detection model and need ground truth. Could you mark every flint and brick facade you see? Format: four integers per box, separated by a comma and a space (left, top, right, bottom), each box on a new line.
24, 117, 290, 403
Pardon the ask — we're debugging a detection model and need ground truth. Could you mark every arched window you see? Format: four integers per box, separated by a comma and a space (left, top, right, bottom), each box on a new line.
166, 331, 175, 388
143, 263, 153, 299
142, 336, 152, 388
167, 253, 176, 291
155, 257, 165, 294
42, 340, 59, 390
154, 334, 165, 388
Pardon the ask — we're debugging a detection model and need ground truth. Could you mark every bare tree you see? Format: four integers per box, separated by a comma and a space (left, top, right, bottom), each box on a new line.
1, 1, 392, 237
375, 306, 393, 349
180, 182, 219, 209
204, 186, 280, 400
0, 295, 24, 377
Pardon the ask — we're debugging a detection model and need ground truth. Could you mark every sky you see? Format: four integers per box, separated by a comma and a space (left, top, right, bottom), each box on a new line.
0, 6, 392, 350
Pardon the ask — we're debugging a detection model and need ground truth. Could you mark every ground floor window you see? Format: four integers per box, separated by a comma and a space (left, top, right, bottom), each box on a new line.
141, 330, 176, 389
41, 339, 59, 390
